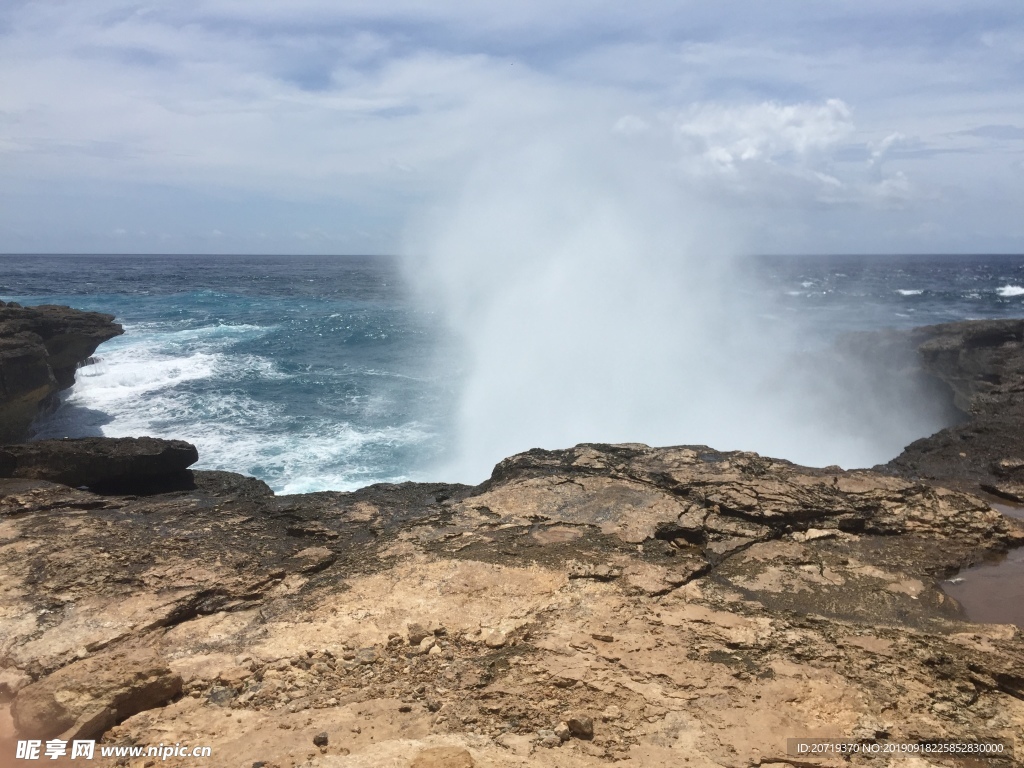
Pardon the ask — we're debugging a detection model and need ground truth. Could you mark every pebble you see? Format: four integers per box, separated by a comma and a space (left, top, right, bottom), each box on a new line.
537, 730, 562, 749
312, 731, 329, 747
407, 622, 432, 645
482, 629, 507, 648
568, 715, 594, 740
601, 705, 622, 721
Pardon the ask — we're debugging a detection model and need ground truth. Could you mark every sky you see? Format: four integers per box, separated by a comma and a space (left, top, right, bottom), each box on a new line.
1, 0, 1022, 255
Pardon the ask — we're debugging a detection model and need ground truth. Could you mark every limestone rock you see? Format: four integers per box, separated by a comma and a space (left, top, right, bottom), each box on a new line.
0, 436, 199, 491
0, 302, 122, 442
11, 648, 183, 740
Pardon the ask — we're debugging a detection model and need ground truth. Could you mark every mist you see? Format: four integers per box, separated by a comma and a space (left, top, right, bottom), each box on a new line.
402, 138, 956, 484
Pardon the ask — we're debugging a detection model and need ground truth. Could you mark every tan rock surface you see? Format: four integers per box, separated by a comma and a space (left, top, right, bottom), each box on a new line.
10, 647, 182, 740
1, 444, 1023, 767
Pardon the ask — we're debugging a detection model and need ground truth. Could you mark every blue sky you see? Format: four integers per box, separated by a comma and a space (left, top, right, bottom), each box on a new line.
1, 0, 1022, 255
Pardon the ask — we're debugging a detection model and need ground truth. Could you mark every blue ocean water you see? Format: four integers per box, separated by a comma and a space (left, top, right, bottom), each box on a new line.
0, 255, 454, 492
1, 253, 1023, 492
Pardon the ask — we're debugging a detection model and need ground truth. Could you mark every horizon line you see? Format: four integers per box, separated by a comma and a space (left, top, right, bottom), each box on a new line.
1, 251, 1024, 259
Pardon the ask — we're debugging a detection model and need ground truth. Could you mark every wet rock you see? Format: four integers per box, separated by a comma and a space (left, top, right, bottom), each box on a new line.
0, 436, 199, 491
880, 319, 1024, 492
11, 648, 182, 740
0, 302, 122, 442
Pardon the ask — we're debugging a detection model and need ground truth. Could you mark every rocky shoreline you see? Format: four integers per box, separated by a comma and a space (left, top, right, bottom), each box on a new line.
0, 301, 122, 444
1, 306, 1024, 767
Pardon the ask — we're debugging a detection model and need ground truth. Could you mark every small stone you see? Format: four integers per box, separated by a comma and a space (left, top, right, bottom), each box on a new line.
482, 629, 507, 648
312, 731, 329, 747
590, 633, 614, 643
355, 647, 378, 665
351, 725, 361, 733
418, 636, 436, 654
567, 715, 594, 740
537, 730, 562, 749
428, 644, 443, 656
554, 722, 571, 741
407, 622, 431, 645
399, 704, 413, 712
218, 665, 253, 687
600, 705, 621, 721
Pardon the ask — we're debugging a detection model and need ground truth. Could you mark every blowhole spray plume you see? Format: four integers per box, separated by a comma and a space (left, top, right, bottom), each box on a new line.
402, 138, 954, 484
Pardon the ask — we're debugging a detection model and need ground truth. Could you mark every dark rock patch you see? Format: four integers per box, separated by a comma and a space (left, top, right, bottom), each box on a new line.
0, 436, 199, 491
0, 302, 122, 442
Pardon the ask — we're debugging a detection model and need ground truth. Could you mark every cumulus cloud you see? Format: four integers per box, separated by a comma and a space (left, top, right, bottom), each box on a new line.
676, 99, 854, 169
670, 99, 854, 204
0, 0, 1022, 253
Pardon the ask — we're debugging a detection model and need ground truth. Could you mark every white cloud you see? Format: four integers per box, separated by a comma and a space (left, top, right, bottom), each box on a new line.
675, 99, 853, 170
0, 0, 1022, 253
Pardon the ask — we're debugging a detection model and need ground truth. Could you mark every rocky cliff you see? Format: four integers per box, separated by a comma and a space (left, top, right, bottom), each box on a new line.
0, 301, 123, 443
1, 310, 1024, 768
880, 318, 1024, 501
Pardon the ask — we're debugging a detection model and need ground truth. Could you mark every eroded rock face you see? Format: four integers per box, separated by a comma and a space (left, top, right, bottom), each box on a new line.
10, 648, 182, 740
2, 443, 1022, 767
0, 302, 122, 443
879, 319, 1024, 496
0, 437, 199, 491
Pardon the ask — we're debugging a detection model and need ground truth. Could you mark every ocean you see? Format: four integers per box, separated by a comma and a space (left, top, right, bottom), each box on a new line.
2, 253, 1023, 493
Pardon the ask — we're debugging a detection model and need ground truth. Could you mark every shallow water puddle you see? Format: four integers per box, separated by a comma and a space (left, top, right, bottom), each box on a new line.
942, 502, 1024, 628
990, 501, 1024, 520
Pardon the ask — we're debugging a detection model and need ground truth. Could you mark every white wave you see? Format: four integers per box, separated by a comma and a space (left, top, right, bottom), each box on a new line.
896, 289, 923, 296
189, 421, 432, 493
997, 285, 1024, 297
56, 349, 219, 406
37, 321, 431, 491
119, 321, 274, 352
